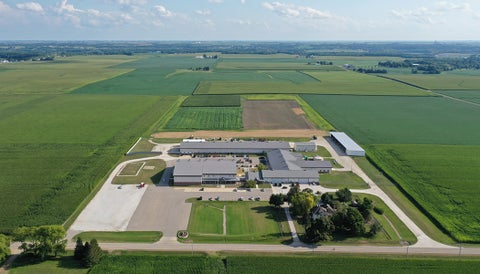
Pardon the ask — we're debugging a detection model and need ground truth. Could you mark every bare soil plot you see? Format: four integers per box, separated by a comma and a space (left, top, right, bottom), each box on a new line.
243, 100, 314, 129
151, 129, 327, 139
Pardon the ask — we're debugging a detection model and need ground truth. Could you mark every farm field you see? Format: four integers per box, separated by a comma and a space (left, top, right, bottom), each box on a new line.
303, 93, 480, 242
181, 95, 241, 107
83, 252, 480, 274
302, 94, 480, 145
367, 144, 480, 242
384, 73, 480, 90
0, 94, 180, 233
73, 231, 162, 243
163, 107, 242, 130
242, 100, 313, 129
187, 201, 291, 244
435, 90, 480, 104
0, 55, 137, 94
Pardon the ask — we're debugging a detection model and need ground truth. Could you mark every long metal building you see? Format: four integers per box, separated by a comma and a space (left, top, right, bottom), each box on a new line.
330, 132, 365, 156
179, 141, 290, 155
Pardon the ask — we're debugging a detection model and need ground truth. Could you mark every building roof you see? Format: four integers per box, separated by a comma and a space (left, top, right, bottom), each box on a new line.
267, 149, 332, 170
180, 141, 290, 151
262, 170, 319, 179
330, 132, 365, 153
173, 158, 236, 176
294, 142, 316, 147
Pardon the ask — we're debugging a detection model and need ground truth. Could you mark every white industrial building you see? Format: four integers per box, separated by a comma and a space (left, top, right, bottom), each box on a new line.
330, 132, 365, 157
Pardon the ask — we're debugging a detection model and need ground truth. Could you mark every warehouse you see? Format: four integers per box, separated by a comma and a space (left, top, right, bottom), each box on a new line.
267, 149, 332, 173
179, 141, 290, 155
262, 170, 319, 184
173, 158, 237, 186
294, 142, 316, 152
330, 132, 365, 156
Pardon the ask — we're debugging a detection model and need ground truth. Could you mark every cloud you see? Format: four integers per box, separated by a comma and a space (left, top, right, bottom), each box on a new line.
263, 2, 332, 19
114, 0, 147, 5
0, 1, 12, 13
196, 10, 211, 16
16, 2, 43, 12
209, 0, 224, 3
56, 0, 81, 14
154, 5, 174, 17
391, 1, 480, 23
240, 0, 246, 4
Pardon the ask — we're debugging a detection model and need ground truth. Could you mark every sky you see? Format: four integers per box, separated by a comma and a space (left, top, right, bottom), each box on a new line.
0, 0, 479, 40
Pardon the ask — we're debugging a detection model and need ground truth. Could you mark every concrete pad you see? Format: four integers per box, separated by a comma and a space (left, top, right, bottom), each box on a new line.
70, 184, 147, 231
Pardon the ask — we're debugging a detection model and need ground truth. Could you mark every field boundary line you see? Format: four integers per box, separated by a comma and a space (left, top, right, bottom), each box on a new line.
126, 137, 142, 155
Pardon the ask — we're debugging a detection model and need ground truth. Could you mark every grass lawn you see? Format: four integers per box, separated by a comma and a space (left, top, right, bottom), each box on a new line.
73, 231, 162, 243
10, 252, 87, 274
126, 138, 156, 154
186, 201, 291, 244
301, 146, 332, 157
112, 159, 166, 185
320, 171, 369, 189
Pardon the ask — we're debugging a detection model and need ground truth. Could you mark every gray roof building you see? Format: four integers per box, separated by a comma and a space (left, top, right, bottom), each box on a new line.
267, 149, 332, 172
330, 132, 365, 156
173, 158, 237, 185
179, 141, 290, 155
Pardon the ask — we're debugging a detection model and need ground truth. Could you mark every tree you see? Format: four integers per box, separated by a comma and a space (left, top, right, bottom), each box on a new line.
82, 242, 91, 267
358, 197, 373, 221
74, 237, 84, 260
336, 187, 352, 203
369, 220, 383, 237
286, 184, 300, 203
244, 180, 256, 189
306, 216, 335, 242
269, 194, 285, 208
290, 192, 316, 220
257, 163, 267, 171
320, 193, 334, 206
332, 207, 365, 236
0, 234, 10, 264
13, 225, 66, 260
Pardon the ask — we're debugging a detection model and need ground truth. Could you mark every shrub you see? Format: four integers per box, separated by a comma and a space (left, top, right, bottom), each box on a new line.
0, 234, 10, 264
373, 206, 384, 215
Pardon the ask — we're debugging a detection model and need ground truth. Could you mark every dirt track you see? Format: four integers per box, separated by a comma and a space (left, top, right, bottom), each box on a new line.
151, 129, 328, 139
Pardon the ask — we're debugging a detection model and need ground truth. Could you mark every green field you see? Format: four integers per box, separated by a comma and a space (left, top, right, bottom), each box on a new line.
86, 253, 480, 274
302, 95, 480, 145
0, 56, 137, 94
194, 71, 430, 96
435, 90, 480, 104
367, 144, 480, 242
187, 201, 291, 244
303, 93, 480, 242
385, 73, 480, 90
0, 94, 180, 233
73, 231, 162, 243
181, 95, 241, 107
164, 107, 242, 130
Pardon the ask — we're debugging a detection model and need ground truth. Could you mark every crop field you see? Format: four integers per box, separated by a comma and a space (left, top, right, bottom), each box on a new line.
187, 201, 291, 244
0, 94, 179, 233
243, 100, 313, 129
85, 253, 480, 274
181, 95, 241, 107
435, 90, 480, 104
367, 144, 480, 242
194, 71, 429, 96
384, 73, 480, 90
302, 95, 480, 145
0, 56, 137, 94
163, 107, 242, 130
315, 55, 404, 67
303, 93, 480, 241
